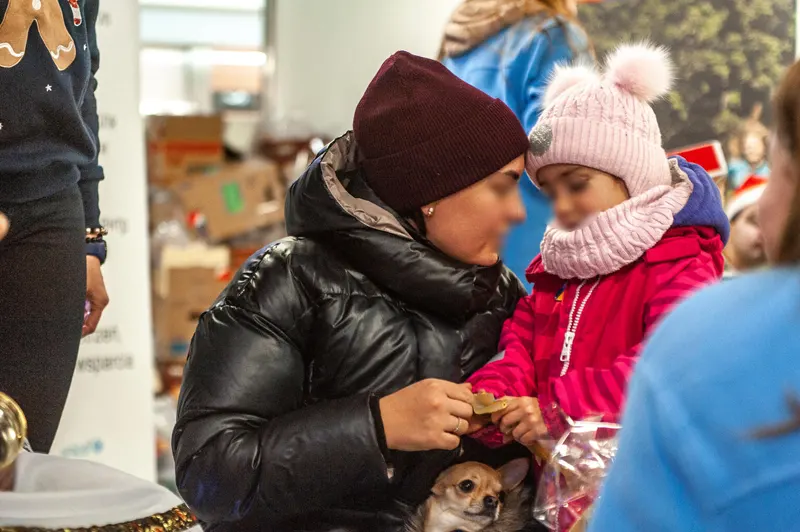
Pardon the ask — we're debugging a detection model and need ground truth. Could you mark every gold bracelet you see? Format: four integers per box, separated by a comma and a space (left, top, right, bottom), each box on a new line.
85, 227, 109, 242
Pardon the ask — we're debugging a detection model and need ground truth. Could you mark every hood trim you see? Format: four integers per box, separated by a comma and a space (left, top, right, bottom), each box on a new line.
320, 133, 412, 241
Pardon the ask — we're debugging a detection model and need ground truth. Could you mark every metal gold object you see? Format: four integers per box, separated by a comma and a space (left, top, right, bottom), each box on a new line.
0, 392, 27, 469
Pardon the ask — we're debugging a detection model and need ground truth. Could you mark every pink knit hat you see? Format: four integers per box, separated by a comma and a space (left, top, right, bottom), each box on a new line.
526, 43, 674, 197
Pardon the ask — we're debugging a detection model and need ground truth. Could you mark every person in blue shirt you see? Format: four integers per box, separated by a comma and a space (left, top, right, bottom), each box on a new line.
441, 0, 592, 287
589, 58, 800, 532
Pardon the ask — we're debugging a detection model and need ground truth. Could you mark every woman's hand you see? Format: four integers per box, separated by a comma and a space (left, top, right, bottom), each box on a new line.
492, 396, 549, 445
379, 379, 475, 452
83, 256, 109, 337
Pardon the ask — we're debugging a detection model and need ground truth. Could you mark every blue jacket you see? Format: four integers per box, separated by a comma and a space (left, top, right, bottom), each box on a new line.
443, 17, 590, 288
590, 268, 800, 531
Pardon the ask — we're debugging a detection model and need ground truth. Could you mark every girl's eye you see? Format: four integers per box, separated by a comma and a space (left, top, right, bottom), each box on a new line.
458, 480, 475, 493
568, 181, 588, 193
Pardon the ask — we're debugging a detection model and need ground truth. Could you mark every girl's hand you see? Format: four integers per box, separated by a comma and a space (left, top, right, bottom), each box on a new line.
379, 379, 475, 452
465, 412, 491, 435
492, 396, 549, 445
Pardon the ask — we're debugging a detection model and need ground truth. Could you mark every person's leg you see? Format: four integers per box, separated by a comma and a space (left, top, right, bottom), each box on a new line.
0, 185, 86, 452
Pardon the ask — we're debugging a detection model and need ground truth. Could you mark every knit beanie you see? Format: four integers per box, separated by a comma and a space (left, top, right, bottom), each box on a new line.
526, 43, 674, 197
354, 51, 529, 213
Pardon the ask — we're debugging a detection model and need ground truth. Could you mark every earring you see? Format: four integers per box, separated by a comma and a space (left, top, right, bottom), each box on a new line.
425, 206, 435, 217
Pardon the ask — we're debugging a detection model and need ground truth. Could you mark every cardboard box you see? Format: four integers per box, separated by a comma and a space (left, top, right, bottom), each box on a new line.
147, 115, 224, 186
174, 160, 285, 242
153, 267, 230, 360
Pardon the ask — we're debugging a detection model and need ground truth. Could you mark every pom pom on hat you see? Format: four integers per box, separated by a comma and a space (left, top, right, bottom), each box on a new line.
604, 42, 673, 102
543, 62, 599, 107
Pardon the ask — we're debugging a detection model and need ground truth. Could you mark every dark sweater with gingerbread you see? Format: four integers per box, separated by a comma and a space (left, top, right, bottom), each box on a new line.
0, 0, 103, 229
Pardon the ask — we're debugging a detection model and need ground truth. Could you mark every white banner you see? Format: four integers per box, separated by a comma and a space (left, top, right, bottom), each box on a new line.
52, 1, 156, 481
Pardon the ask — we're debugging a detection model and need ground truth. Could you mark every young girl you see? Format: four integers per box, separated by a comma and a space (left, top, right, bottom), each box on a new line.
469, 43, 729, 444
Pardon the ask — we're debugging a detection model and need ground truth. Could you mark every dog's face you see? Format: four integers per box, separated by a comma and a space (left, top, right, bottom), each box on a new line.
425, 459, 529, 532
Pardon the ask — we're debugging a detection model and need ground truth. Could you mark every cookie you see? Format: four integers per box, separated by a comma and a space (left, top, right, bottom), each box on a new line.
472, 392, 508, 416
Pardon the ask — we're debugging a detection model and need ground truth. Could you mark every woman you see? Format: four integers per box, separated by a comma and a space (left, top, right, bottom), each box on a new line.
173, 52, 530, 531
440, 0, 593, 286
589, 59, 800, 531
0, 0, 109, 453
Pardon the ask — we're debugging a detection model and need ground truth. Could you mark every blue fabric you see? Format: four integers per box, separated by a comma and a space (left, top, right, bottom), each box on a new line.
671, 156, 730, 245
590, 268, 800, 532
0, 0, 103, 227
443, 16, 590, 288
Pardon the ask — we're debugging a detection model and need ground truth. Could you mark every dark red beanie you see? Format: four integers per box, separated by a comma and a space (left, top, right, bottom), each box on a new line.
353, 51, 529, 213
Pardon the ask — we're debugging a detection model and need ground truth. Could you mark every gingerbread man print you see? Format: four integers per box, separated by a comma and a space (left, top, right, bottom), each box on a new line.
0, 0, 81, 71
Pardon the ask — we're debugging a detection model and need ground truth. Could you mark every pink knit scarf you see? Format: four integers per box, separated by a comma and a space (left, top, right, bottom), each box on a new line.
540, 160, 694, 280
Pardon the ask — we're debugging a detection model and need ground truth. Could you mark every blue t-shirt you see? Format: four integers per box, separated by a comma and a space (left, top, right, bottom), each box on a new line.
443, 17, 590, 288
590, 268, 800, 531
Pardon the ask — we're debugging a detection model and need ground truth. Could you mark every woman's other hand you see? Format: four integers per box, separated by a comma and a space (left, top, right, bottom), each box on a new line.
493, 396, 549, 445
379, 379, 474, 451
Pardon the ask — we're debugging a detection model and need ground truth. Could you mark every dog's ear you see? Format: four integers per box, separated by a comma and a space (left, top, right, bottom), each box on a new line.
498, 458, 529, 491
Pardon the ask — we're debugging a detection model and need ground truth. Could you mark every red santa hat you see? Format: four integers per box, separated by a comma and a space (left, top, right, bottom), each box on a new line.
726, 175, 768, 221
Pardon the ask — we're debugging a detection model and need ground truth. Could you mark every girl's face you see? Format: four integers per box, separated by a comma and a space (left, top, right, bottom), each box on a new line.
425, 155, 526, 266
537, 164, 630, 230
759, 136, 795, 262
743, 133, 767, 165
728, 204, 766, 269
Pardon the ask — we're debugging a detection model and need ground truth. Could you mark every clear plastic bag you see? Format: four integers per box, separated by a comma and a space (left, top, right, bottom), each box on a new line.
533, 414, 621, 531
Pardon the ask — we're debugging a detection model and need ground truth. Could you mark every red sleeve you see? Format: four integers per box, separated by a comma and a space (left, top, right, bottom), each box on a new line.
552, 257, 720, 424
467, 294, 537, 399
467, 294, 538, 447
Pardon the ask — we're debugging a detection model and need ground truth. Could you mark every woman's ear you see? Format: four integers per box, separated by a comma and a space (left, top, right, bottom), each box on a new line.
498, 458, 529, 491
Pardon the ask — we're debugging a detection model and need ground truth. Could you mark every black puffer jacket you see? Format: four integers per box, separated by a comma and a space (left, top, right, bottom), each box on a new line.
173, 133, 525, 531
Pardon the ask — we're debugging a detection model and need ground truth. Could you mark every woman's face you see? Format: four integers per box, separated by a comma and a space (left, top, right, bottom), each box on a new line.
424, 156, 526, 266
760, 136, 795, 262
536, 164, 630, 230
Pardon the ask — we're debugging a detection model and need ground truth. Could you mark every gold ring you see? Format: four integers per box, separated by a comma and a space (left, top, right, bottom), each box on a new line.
453, 417, 464, 435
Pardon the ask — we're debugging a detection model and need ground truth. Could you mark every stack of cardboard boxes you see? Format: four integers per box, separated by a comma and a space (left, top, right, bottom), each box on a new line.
147, 115, 287, 370
148, 115, 290, 490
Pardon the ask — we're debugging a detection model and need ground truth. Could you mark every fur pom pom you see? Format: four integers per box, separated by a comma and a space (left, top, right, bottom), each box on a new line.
543, 62, 598, 107
604, 42, 673, 102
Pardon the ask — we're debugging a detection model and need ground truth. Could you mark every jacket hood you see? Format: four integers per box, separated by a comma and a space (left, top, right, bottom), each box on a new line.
285, 132, 508, 322
671, 156, 730, 245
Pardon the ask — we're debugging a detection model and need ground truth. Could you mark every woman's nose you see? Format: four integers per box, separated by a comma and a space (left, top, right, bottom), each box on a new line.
508, 191, 526, 223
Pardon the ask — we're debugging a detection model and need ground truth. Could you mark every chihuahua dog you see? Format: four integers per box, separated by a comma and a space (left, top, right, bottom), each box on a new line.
405, 458, 530, 532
